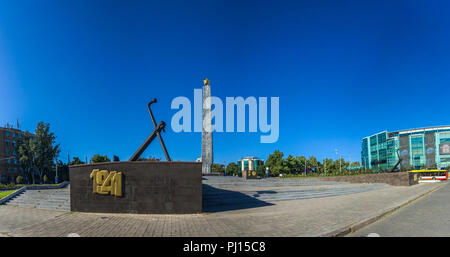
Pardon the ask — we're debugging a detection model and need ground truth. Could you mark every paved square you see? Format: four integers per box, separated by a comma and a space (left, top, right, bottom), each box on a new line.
0, 177, 443, 237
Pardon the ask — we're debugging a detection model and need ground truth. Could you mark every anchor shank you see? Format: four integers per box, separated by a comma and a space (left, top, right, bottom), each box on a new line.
129, 121, 166, 161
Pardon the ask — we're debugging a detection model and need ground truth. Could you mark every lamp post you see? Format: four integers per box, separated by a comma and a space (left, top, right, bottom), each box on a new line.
335, 149, 342, 174
55, 158, 59, 184
349, 154, 351, 173
304, 158, 307, 176
363, 157, 366, 173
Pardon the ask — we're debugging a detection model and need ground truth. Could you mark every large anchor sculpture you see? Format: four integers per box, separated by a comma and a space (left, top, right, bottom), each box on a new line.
129, 99, 171, 161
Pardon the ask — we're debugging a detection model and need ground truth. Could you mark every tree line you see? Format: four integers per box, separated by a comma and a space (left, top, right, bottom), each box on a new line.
9, 122, 124, 185
216, 150, 363, 177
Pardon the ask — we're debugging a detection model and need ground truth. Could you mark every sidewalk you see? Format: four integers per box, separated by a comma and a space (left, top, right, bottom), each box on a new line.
0, 182, 443, 237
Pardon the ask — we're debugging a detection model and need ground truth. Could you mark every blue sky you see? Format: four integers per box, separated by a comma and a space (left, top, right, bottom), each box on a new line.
1, 0, 450, 164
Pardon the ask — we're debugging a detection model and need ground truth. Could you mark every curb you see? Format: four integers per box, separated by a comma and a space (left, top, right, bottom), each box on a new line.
319, 182, 447, 237
0, 181, 70, 205
0, 187, 27, 205
24, 181, 70, 190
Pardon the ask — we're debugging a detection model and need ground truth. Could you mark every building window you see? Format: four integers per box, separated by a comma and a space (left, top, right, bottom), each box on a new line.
243, 160, 249, 170
5, 131, 9, 137
5, 140, 9, 155
12, 132, 16, 138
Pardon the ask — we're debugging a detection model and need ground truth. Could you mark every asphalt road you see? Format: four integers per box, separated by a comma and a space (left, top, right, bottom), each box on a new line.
349, 181, 450, 237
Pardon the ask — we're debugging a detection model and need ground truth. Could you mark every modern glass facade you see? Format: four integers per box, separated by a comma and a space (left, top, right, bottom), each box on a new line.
362, 126, 450, 171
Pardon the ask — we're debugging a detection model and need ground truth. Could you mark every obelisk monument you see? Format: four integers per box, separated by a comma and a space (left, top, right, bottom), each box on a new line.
202, 78, 213, 174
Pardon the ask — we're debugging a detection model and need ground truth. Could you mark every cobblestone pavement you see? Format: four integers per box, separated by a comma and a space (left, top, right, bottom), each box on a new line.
0, 205, 65, 236
0, 181, 442, 237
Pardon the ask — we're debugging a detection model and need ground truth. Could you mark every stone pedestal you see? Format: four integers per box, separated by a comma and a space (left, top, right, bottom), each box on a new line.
70, 161, 202, 214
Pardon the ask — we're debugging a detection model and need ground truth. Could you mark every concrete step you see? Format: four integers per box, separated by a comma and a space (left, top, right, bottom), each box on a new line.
203, 184, 389, 208
4, 188, 70, 211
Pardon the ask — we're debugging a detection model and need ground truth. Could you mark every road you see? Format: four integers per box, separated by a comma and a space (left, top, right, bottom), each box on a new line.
349, 181, 450, 237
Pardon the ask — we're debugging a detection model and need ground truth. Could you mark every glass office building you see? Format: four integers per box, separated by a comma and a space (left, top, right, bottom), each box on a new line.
362, 126, 450, 171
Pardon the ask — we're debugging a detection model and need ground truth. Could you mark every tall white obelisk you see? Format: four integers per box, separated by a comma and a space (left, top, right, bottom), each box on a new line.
202, 78, 213, 174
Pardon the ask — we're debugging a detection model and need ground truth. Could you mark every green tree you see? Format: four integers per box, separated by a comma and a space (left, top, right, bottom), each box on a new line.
212, 164, 225, 174
351, 161, 361, 167
55, 160, 70, 182
334, 158, 345, 174
285, 155, 297, 174
295, 156, 307, 175
33, 122, 60, 183
16, 176, 23, 184
256, 164, 266, 177
16, 131, 38, 184
225, 162, 239, 176
69, 157, 85, 166
265, 150, 288, 176
308, 156, 319, 174
322, 158, 334, 175
91, 154, 111, 163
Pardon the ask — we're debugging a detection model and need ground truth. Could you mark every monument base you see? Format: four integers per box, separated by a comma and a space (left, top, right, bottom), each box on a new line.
242, 170, 258, 179
69, 161, 202, 214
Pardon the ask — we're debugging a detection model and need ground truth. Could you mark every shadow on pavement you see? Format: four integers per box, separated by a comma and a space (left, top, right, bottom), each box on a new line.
202, 184, 274, 212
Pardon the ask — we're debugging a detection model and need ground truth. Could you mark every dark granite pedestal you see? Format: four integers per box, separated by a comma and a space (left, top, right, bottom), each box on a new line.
69, 161, 202, 214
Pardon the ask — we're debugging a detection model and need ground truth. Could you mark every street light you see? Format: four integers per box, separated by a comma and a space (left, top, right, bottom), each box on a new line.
55, 158, 59, 184
304, 158, 307, 176
349, 154, 351, 173
335, 149, 342, 174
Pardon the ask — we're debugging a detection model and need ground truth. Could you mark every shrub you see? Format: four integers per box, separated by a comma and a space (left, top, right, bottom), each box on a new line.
0, 182, 16, 190
16, 176, 23, 184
